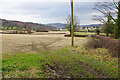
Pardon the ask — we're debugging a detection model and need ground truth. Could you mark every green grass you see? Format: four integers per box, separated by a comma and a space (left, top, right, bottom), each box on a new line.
2, 52, 52, 78
2, 46, 118, 78
79, 29, 88, 32
75, 32, 106, 36
79, 29, 95, 32
100, 33, 106, 36
75, 32, 95, 35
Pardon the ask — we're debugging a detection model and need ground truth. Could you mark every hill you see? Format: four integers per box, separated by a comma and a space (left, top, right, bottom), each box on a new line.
45, 23, 102, 29
80, 24, 102, 27
0, 18, 52, 31
45, 23, 65, 29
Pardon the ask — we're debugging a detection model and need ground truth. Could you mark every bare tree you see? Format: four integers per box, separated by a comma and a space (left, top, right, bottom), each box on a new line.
93, 0, 119, 23
93, 0, 120, 38
65, 15, 80, 35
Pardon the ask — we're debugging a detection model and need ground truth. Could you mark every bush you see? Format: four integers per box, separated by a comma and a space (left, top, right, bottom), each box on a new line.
8, 27, 12, 30
27, 30, 32, 34
13, 27, 16, 30
13, 30, 18, 34
5, 27, 8, 30
1, 27, 5, 30
86, 38, 102, 49
22, 28, 26, 30
104, 28, 110, 37
86, 35, 119, 57
16, 30, 18, 34
95, 29, 100, 35
35, 29, 48, 32
114, 19, 119, 39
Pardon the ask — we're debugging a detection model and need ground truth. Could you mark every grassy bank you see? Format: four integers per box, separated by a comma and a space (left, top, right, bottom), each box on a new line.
2, 46, 118, 78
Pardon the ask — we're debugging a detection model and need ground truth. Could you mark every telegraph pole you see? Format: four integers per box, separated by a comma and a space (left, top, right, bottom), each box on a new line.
118, 1, 120, 38
71, 0, 74, 47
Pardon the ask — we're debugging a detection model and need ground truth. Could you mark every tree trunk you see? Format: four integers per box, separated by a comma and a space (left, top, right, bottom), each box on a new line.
118, 1, 120, 38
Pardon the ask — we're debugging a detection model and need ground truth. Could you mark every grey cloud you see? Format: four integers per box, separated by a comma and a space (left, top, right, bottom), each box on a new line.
0, 1, 98, 24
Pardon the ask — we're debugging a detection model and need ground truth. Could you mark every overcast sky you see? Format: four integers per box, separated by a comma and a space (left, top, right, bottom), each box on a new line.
0, 0, 112, 25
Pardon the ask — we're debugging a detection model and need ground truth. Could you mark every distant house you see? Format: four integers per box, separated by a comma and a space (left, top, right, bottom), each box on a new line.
61, 28, 67, 31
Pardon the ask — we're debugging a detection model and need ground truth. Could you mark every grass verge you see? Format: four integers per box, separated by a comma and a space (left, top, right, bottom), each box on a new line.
2, 46, 118, 78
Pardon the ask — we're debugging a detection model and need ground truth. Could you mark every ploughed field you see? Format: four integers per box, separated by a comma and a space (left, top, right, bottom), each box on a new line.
2, 31, 118, 78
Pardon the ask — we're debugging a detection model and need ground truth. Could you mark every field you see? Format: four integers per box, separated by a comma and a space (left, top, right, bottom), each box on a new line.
75, 32, 106, 36
2, 31, 87, 53
2, 31, 118, 78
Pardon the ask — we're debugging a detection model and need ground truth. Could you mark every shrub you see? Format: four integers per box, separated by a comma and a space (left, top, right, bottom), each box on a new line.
16, 30, 18, 34
114, 19, 120, 39
104, 27, 110, 37
13, 27, 16, 30
5, 27, 8, 30
1, 27, 5, 30
22, 28, 26, 30
95, 29, 100, 35
27, 30, 32, 34
86, 38, 102, 49
35, 29, 48, 32
86, 35, 119, 57
8, 27, 12, 30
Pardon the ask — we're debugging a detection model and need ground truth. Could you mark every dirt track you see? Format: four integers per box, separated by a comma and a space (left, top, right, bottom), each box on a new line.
2, 31, 87, 53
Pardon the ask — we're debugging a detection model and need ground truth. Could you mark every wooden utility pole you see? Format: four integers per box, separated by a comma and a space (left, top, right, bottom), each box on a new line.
71, 0, 74, 47
118, 1, 120, 38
